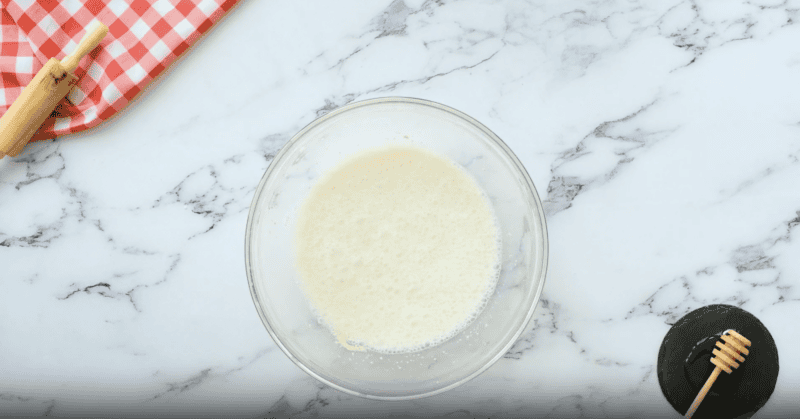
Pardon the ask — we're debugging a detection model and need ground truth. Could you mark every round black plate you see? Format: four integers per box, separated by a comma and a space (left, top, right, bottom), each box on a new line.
657, 304, 779, 419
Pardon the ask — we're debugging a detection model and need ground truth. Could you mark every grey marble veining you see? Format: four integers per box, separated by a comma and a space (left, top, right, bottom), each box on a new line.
2, 0, 800, 417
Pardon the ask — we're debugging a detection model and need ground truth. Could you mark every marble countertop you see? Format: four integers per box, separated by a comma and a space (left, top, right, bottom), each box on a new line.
2, 0, 800, 417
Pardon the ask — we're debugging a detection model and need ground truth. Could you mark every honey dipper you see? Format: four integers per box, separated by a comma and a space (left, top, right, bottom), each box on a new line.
0, 20, 108, 159
684, 329, 752, 418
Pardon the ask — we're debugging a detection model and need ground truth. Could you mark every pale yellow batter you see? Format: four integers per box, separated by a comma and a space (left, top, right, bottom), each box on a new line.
293, 145, 500, 353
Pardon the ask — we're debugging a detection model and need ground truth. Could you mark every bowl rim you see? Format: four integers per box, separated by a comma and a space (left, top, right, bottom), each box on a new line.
245, 96, 549, 401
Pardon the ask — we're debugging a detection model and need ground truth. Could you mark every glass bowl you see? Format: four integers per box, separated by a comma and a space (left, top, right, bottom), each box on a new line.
245, 97, 548, 400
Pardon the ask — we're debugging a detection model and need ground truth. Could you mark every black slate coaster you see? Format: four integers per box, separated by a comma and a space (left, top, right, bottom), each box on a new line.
657, 304, 779, 419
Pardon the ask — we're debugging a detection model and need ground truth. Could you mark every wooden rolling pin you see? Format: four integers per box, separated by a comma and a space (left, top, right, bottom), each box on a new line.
0, 20, 108, 159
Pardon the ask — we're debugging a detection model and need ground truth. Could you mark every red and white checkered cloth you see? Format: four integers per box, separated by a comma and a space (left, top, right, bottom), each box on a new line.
0, 0, 238, 143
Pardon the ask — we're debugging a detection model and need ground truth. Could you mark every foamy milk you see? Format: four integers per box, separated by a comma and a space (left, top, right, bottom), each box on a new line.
293, 145, 500, 353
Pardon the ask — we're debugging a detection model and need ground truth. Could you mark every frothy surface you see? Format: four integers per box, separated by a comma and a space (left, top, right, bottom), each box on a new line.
293, 145, 500, 353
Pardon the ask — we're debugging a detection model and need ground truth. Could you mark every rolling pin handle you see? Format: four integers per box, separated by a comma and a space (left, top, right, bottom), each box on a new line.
61, 20, 109, 73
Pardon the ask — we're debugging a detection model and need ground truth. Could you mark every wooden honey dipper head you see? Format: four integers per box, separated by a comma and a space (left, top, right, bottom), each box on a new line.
685, 330, 752, 418
711, 329, 751, 374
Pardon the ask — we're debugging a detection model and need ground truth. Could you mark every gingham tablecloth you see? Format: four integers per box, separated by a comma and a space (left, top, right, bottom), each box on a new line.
0, 0, 238, 143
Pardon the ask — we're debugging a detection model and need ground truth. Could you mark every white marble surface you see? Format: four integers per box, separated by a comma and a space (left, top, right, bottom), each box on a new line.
2, 0, 800, 417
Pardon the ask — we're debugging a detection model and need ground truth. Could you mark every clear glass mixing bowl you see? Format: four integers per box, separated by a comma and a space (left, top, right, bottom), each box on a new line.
245, 97, 548, 400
